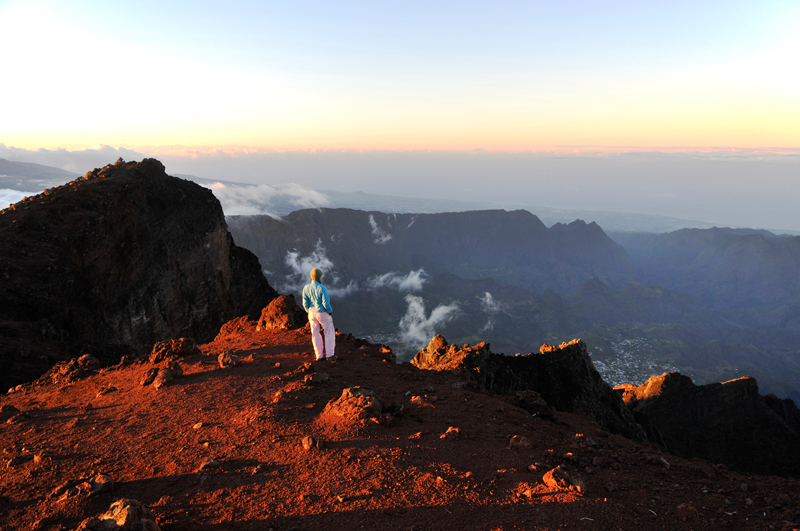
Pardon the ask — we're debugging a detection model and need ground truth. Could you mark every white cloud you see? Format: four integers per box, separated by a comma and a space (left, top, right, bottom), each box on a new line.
276, 240, 357, 298
479, 291, 501, 332
367, 269, 427, 292
206, 182, 329, 216
0, 189, 33, 210
398, 295, 459, 349
368, 214, 392, 244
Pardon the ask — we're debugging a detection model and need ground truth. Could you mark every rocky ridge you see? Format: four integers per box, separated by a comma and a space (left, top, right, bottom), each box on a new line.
412, 336, 646, 442
0, 158, 277, 391
616, 372, 800, 477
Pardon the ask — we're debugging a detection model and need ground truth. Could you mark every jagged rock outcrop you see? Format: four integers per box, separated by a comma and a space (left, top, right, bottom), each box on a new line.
616, 372, 800, 477
0, 158, 277, 391
412, 336, 645, 441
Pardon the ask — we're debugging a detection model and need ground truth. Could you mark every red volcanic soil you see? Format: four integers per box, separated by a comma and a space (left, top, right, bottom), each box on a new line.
2, 327, 800, 531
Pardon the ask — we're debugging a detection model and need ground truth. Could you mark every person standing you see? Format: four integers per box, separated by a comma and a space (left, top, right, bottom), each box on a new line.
302, 268, 336, 361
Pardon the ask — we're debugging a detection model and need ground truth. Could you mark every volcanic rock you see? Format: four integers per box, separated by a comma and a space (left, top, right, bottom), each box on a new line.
151, 361, 182, 389
542, 465, 577, 491
218, 352, 240, 368
257, 294, 308, 331
323, 387, 383, 420
215, 316, 257, 340
616, 372, 800, 477
148, 338, 197, 364
0, 158, 277, 392
412, 336, 645, 441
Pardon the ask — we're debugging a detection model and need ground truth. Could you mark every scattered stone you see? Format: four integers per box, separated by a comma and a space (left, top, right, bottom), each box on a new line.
323, 387, 383, 420
440, 426, 460, 439
199, 458, 222, 471
59, 486, 80, 501
408, 432, 423, 440
509, 435, 532, 449
542, 465, 579, 492
78, 354, 102, 370
193, 422, 204, 430
218, 352, 240, 368
382, 402, 404, 417
81, 403, 94, 411
140, 368, 159, 387
51, 480, 79, 499
274, 362, 282, 369
153, 361, 182, 389
6, 412, 29, 424
95, 386, 117, 398
304, 372, 330, 385
257, 294, 308, 331
301, 436, 324, 450
149, 337, 197, 363
100, 498, 159, 529
91, 474, 115, 494
336, 495, 348, 503
6, 454, 33, 467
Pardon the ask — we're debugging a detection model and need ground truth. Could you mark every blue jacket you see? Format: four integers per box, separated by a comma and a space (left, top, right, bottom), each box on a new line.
302, 281, 333, 314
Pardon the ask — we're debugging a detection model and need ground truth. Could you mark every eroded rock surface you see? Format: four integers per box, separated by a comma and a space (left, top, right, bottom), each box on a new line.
0, 158, 277, 391
257, 294, 308, 331
616, 372, 800, 477
413, 336, 645, 441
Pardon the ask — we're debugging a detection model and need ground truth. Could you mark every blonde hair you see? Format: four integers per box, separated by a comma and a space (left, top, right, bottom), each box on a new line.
310, 268, 322, 281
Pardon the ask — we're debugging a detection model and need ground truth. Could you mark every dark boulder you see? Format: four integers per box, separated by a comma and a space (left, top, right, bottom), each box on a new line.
616, 373, 800, 477
0, 158, 277, 391
412, 336, 645, 441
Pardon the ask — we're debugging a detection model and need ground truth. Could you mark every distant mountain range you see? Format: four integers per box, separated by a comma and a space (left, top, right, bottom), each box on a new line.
228, 210, 800, 402
3, 159, 779, 234
0, 158, 78, 192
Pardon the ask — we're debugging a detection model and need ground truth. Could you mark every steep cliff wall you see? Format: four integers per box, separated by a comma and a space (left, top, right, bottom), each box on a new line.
617, 373, 800, 477
0, 158, 277, 390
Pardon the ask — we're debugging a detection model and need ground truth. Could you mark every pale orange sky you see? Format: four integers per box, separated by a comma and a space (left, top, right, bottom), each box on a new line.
2, 1, 799, 152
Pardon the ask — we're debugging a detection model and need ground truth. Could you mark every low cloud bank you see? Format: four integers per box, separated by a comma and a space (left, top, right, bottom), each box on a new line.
398, 295, 459, 349
0, 189, 32, 209
207, 182, 329, 216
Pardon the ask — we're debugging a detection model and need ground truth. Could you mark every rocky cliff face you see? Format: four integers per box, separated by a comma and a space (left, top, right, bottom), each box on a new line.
0, 158, 277, 390
616, 373, 800, 477
412, 336, 646, 441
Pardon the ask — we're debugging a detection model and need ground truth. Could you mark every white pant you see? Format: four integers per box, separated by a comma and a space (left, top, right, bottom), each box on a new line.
309, 311, 335, 359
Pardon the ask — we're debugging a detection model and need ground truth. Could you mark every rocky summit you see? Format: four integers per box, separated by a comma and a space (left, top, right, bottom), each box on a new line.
0, 158, 277, 391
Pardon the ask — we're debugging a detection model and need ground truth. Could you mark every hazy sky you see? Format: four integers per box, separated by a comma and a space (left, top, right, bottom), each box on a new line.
2, 1, 799, 229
